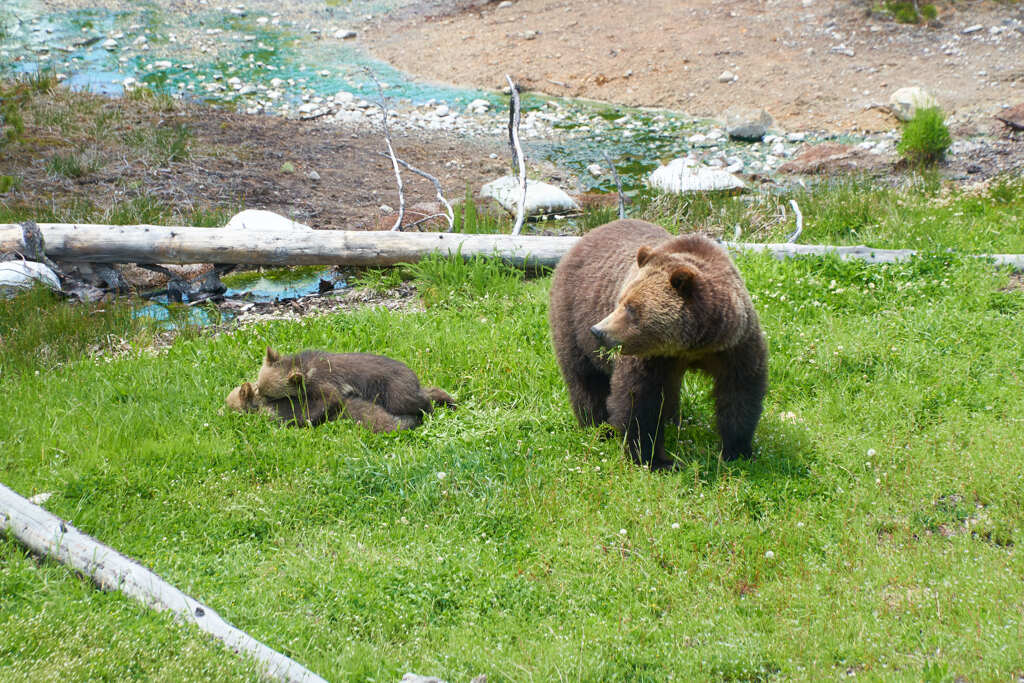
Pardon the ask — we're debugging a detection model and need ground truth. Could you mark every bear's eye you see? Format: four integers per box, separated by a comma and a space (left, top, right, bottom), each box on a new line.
625, 303, 639, 320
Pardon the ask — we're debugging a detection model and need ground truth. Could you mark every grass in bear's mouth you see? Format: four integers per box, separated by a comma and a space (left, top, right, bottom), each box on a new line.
3, 91, 1024, 679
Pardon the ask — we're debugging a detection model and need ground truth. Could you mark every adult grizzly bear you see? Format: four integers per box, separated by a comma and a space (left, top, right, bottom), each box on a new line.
549, 219, 767, 469
253, 347, 456, 432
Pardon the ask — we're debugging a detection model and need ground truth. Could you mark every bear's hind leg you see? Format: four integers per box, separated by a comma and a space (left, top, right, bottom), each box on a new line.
341, 397, 413, 433
703, 340, 768, 461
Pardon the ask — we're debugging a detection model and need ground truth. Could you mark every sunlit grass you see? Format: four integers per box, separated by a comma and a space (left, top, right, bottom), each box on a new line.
2, 230, 1023, 679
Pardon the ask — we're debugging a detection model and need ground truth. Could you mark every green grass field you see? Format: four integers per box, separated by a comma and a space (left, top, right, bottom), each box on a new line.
3, 97, 1024, 681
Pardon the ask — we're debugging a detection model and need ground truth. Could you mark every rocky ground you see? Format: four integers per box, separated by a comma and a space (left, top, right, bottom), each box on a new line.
366, 0, 1024, 134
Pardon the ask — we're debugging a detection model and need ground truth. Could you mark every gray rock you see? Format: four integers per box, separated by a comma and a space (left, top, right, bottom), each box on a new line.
334, 29, 357, 39
725, 108, 773, 142
718, 71, 737, 83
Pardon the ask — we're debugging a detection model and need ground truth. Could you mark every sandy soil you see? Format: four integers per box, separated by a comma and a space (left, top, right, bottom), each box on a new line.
365, 0, 1024, 133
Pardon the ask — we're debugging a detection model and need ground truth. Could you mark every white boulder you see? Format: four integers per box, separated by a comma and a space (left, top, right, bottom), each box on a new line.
0, 261, 61, 297
889, 87, 940, 122
647, 159, 745, 194
225, 209, 313, 232
480, 176, 579, 216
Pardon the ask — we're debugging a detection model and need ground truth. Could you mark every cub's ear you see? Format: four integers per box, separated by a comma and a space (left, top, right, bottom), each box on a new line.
637, 246, 654, 268
287, 369, 305, 387
264, 346, 280, 364
670, 266, 698, 297
240, 382, 256, 401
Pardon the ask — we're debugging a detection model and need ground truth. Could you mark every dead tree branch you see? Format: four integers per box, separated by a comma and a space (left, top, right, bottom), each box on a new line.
366, 70, 405, 231
787, 200, 803, 244
0, 481, 327, 683
377, 153, 455, 232
506, 74, 527, 235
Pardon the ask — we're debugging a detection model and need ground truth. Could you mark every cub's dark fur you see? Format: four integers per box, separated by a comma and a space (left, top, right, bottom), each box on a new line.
254, 346, 456, 431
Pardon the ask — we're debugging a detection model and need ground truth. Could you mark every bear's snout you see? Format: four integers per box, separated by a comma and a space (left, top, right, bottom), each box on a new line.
590, 324, 619, 348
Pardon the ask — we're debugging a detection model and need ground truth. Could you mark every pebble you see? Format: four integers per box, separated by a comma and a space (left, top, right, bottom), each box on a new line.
718, 71, 737, 83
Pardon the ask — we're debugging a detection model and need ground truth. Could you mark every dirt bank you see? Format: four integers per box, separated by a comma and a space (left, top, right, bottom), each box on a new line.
365, 0, 1024, 133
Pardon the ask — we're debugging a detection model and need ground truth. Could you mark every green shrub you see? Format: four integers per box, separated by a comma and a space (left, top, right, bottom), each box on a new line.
897, 107, 952, 166
885, 0, 921, 23
920, 4, 938, 21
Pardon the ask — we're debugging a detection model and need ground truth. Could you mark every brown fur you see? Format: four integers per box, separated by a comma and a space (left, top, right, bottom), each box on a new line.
224, 381, 317, 425
549, 219, 768, 468
253, 347, 457, 432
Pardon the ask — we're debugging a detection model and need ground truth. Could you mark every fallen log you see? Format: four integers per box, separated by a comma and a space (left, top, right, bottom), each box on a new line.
1, 223, 1023, 271
0, 223, 580, 269
0, 481, 327, 683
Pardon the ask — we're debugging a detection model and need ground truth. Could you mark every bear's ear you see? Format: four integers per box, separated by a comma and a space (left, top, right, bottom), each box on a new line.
240, 382, 256, 402
670, 266, 698, 297
264, 346, 280, 364
637, 246, 654, 268
287, 369, 305, 387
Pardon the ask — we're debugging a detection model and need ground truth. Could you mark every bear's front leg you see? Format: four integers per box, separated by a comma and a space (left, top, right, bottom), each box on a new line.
608, 357, 683, 470
703, 335, 768, 460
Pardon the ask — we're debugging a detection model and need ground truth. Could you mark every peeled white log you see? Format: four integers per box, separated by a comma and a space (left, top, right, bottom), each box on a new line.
0, 481, 327, 683
721, 240, 1024, 270
1, 223, 1022, 271
0, 223, 580, 269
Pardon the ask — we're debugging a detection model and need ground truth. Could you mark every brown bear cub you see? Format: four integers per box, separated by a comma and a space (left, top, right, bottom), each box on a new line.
549, 219, 768, 469
225, 381, 313, 425
245, 346, 456, 432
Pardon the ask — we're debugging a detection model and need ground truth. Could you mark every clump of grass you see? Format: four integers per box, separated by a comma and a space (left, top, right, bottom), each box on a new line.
405, 251, 524, 307
0, 285, 150, 378
898, 107, 952, 167
453, 187, 509, 234
0, 174, 20, 192
46, 151, 102, 179
0, 71, 57, 147
125, 123, 191, 165
879, 0, 937, 23
350, 266, 409, 293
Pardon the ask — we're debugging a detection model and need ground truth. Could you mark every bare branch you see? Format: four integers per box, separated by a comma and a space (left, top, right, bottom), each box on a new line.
0, 482, 327, 683
376, 153, 455, 232
601, 151, 626, 220
366, 70, 405, 231
787, 199, 803, 243
506, 74, 527, 235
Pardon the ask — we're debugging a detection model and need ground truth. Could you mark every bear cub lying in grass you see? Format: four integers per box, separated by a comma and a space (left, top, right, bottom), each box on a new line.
225, 347, 456, 431
549, 219, 768, 469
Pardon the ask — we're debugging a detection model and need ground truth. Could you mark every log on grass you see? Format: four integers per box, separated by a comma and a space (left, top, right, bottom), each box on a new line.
0, 481, 327, 683
2, 223, 1023, 271
0, 223, 580, 269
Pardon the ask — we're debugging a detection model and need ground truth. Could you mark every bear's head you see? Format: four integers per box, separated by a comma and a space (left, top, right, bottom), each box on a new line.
590, 241, 750, 357
225, 381, 266, 414
257, 346, 306, 399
